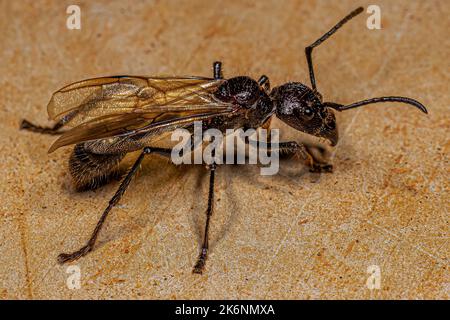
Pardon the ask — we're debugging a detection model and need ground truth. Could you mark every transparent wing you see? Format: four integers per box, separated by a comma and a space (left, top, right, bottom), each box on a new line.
48, 109, 233, 153
47, 76, 228, 126
46, 76, 237, 153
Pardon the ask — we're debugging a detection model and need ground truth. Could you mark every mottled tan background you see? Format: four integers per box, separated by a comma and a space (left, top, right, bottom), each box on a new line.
0, 0, 448, 299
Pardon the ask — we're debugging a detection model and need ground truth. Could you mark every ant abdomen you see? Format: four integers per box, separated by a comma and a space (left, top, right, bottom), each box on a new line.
69, 143, 125, 191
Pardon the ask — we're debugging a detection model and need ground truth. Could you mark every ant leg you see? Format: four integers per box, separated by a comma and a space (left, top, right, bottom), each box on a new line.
278, 141, 333, 173
279, 141, 333, 173
69, 144, 174, 191
252, 139, 333, 173
57, 146, 171, 264
20, 110, 81, 135
213, 61, 223, 79
303, 145, 333, 173
305, 7, 363, 91
20, 118, 65, 135
193, 163, 216, 274
175, 132, 213, 272
258, 75, 271, 92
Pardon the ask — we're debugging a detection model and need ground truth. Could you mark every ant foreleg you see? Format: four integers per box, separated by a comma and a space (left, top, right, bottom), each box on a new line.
303, 144, 333, 173
252, 140, 333, 173
279, 141, 333, 173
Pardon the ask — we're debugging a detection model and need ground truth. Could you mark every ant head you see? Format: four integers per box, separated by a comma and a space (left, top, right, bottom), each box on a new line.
270, 82, 339, 146
270, 82, 428, 147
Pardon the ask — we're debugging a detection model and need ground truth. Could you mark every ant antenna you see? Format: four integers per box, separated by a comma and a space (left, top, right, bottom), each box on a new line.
305, 7, 364, 92
325, 96, 428, 114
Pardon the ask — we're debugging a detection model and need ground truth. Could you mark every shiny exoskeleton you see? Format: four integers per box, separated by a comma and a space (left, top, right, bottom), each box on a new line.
20, 7, 427, 274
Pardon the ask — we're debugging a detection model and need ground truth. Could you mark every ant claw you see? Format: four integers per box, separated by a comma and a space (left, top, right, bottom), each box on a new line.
57, 245, 92, 264
309, 163, 333, 173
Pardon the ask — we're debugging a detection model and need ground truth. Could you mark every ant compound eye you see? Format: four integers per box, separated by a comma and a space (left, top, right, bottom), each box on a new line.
302, 107, 314, 120
304, 107, 313, 116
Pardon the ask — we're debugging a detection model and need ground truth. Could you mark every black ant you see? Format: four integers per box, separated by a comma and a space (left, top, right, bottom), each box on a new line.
21, 7, 427, 273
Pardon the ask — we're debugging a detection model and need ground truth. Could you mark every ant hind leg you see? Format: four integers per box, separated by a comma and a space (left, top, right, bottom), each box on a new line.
20, 119, 65, 135
58, 146, 171, 264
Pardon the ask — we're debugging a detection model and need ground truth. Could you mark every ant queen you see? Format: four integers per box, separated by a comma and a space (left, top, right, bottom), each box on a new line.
21, 7, 427, 273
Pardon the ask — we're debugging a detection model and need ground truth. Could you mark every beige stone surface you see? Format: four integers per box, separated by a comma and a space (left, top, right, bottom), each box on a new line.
0, 0, 448, 299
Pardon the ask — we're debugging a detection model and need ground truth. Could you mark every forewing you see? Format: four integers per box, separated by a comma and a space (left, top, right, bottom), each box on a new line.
45, 75, 237, 153
47, 76, 227, 126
